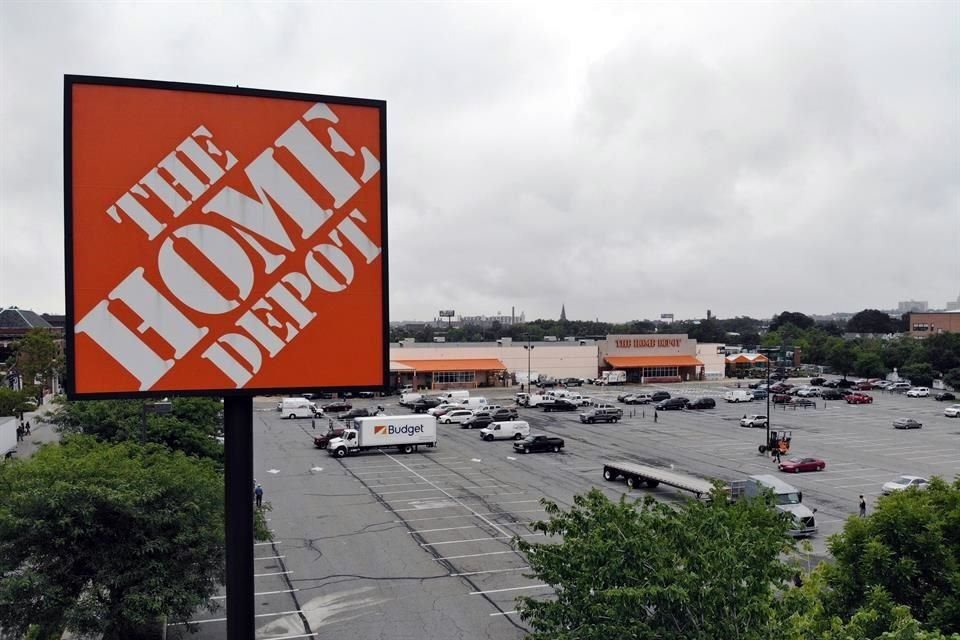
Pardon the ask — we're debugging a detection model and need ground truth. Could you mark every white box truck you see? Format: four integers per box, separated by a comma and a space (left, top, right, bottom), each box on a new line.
724, 390, 754, 403
1, 418, 17, 459
598, 371, 627, 385
327, 415, 438, 457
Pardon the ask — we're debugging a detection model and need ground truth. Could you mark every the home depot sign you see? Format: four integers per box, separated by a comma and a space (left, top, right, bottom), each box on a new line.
66, 77, 387, 397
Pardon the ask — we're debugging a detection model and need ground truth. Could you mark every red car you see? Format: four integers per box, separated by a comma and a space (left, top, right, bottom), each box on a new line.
846, 393, 873, 404
778, 457, 826, 473
854, 382, 874, 390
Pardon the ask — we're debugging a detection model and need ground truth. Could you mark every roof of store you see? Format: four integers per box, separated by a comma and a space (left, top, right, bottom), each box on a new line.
392, 358, 508, 372
725, 353, 769, 364
604, 355, 703, 368
0, 306, 53, 330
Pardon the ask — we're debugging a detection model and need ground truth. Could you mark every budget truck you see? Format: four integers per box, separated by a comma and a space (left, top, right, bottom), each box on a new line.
601, 461, 818, 537
327, 415, 438, 458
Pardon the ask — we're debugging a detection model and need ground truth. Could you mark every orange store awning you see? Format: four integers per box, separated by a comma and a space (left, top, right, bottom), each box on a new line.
725, 353, 769, 364
604, 355, 704, 368
393, 358, 507, 372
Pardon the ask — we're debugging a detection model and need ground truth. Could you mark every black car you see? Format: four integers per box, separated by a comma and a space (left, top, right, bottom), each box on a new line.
751, 389, 768, 400
790, 398, 816, 407
809, 377, 826, 386
536, 379, 558, 388
338, 407, 371, 420
411, 397, 443, 413
820, 389, 844, 400
322, 400, 352, 412
462, 415, 494, 430
542, 399, 579, 412
562, 377, 583, 387
687, 397, 716, 410
836, 378, 856, 388
656, 397, 688, 411
357, 391, 377, 399
651, 391, 671, 402
489, 407, 519, 421
513, 434, 565, 453
935, 392, 957, 402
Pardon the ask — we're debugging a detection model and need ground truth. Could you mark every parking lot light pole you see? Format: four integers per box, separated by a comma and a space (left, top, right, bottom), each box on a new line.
524, 341, 534, 392
758, 348, 775, 453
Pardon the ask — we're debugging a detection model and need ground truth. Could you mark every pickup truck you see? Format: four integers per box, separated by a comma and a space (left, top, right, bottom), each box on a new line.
513, 434, 564, 453
541, 399, 579, 412
313, 426, 347, 449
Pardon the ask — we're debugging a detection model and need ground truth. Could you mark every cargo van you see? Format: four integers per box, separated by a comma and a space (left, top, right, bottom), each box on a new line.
479, 420, 530, 441
400, 392, 424, 407
281, 398, 317, 419
460, 397, 488, 408
440, 390, 470, 402
724, 390, 753, 403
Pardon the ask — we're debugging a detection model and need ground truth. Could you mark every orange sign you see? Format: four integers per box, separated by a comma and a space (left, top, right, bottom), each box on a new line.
65, 76, 388, 398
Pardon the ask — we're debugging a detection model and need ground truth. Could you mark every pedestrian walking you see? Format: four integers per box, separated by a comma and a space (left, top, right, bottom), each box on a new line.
254, 484, 264, 508
311, 418, 316, 430
24, 421, 31, 435
859, 495, 866, 517
773, 448, 782, 463
16, 425, 23, 442
654, 410, 658, 423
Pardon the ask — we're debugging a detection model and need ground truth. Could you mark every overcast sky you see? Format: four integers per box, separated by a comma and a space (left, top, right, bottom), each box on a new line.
1, 1, 958, 323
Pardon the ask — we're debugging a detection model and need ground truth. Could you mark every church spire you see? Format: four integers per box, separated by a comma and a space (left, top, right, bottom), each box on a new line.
560, 304, 567, 322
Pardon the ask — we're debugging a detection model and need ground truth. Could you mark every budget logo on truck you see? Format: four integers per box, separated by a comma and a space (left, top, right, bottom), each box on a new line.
64, 76, 388, 398
374, 423, 425, 436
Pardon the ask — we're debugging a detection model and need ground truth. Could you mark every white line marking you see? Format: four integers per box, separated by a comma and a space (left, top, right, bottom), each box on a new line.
171, 608, 303, 625
490, 610, 518, 617
255, 555, 285, 561
409, 525, 482, 534
833, 482, 885, 489
254, 541, 279, 546
267, 468, 280, 474
209, 588, 299, 600
421, 533, 544, 547
434, 550, 520, 561
450, 567, 530, 577
378, 485, 503, 495
382, 453, 511, 537
254, 570, 293, 577
470, 584, 549, 595
396, 508, 545, 523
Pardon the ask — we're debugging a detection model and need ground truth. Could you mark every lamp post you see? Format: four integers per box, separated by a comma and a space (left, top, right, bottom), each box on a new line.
757, 348, 776, 454
524, 341, 535, 392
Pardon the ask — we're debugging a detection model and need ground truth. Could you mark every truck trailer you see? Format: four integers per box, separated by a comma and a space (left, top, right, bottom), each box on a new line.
327, 415, 438, 457
601, 461, 818, 536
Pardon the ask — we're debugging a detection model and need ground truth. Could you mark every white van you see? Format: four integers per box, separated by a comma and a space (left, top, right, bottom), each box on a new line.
724, 390, 753, 403
400, 392, 424, 407
440, 390, 470, 402
460, 397, 488, 409
480, 420, 530, 441
281, 398, 317, 419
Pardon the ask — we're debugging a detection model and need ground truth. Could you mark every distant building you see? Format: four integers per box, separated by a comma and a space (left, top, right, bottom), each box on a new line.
898, 300, 928, 313
946, 291, 960, 312
453, 311, 526, 328
560, 304, 567, 322
908, 311, 960, 336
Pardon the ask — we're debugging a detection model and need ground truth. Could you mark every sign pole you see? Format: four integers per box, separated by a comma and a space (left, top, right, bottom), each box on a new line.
224, 396, 254, 639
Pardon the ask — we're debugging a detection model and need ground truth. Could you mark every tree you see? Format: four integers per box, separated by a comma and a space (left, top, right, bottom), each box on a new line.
0, 387, 31, 417
0, 435, 225, 639
847, 310, 898, 335
828, 341, 858, 378
854, 352, 887, 379
944, 368, 960, 392
516, 488, 795, 640
899, 363, 935, 387
770, 312, 816, 332
13, 329, 60, 401
49, 397, 224, 462
817, 477, 960, 633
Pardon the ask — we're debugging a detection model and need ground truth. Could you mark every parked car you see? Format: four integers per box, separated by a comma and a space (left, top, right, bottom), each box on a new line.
542, 399, 579, 412
809, 377, 826, 386
797, 387, 820, 397
906, 387, 930, 398
338, 407, 372, 420
740, 414, 768, 428
626, 393, 653, 405
854, 382, 874, 391
461, 414, 494, 430
836, 378, 855, 388
772, 394, 791, 404
820, 389, 844, 400
790, 398, 817, 407
322, 400, 352, 413
617, 393, 636, 404
650, 391, 671, 402
881, 475, 929, 495
893, 418, 922, 429
579, 406, 623, 424
934, 392, 956, 402
751, 389, 769, 400
890, 382, 912, 392
656, 397, 688, 411
846, 393, 873, 405
440, 409, 475, 424
687, 397, 716, 410
489, 407, 519, 421
513, 434, 565, 454
943, 404, 960, 418
778, 457, 826, 473
562, 377, 583, 387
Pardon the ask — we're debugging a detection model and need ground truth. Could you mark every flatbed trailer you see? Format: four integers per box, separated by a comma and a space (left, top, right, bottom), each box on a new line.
602, 460, 717, 498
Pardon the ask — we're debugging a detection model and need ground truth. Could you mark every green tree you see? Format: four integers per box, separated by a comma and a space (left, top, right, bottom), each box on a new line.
0, 387, 31, 417
0, 435, 225, 639
828, 341, 858, 378
516, 488, 795, 640
944, 368, 960, 391
771, 312, 816, 332
847, 310, 898, 335
854, 351, 887, 379
13, 329, 60, 401
900, 363, 935, 387
49, 397, 224, 462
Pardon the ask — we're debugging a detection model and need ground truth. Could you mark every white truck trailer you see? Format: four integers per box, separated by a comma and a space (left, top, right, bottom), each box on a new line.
601, 461, 818, 537
1, 418, 17, 459
327, 415, 438, 458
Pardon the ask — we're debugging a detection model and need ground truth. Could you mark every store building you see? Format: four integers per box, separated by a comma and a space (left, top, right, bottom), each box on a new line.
724, 352, 769, 377
597, 334, 704, 383
908, 311, 960, 336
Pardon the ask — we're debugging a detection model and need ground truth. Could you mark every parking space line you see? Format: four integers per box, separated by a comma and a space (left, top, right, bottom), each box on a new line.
904, 454, 960, 462
470, 584, 549, 595
254, 541, 280, 546
435, 550, 520, 561
255, 555, 286, 561
210, 588, 299, 600
171, 608, 303, 625
254, 570, 293, 577
450, 567, 531, 577
410, 525, 483, 534
397, 508, 545, 523
833, 482, 885, 489
490, 610, 518, 617
421, 533, 544, 547
377, 485, 501, 495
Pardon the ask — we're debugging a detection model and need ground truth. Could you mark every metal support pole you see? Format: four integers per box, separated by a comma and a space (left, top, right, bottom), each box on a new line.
765, 355, 771, 451
224, 396, 254, 639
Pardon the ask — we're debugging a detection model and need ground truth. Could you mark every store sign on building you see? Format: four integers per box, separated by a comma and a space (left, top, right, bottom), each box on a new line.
64, 76, 388, 398
615, 338, 683, 349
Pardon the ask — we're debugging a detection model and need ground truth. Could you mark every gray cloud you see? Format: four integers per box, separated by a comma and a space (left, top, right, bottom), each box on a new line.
1, 1, 957, 322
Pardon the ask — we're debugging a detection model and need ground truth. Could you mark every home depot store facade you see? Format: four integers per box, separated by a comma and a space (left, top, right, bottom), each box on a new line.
388, 334, 712, 389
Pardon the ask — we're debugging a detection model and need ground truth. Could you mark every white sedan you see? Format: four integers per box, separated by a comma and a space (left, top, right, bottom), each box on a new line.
439, 409, 474, 424
881, 475, 929, 495
944, 404, 960, 418
905, 387, 930, 397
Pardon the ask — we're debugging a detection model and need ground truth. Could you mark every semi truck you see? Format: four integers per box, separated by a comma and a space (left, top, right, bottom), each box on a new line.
327, 415, 438, 458
1, 418, 17, 459
601, 461, 817, 537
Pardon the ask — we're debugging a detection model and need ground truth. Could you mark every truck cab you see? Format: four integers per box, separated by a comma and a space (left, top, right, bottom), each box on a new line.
732, 474, 817, 537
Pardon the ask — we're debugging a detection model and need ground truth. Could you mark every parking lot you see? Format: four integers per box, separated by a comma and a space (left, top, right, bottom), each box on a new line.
180, 381, 960, 640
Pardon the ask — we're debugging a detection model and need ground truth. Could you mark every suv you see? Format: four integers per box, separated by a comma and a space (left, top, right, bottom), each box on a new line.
687, 397, 716, 410
579, 406, 623, 424
740, 414, 768, 428
820, 389, 843, 400
905, 387, 930, 398
626, 393, 653, 405
650, 391, 671, 402
489, 407, 519, 421
656, 397, 688, 411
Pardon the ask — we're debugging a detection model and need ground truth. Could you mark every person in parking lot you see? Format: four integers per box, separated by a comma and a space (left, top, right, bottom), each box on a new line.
859, 495, 866, 517
773, 448, 781, 463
